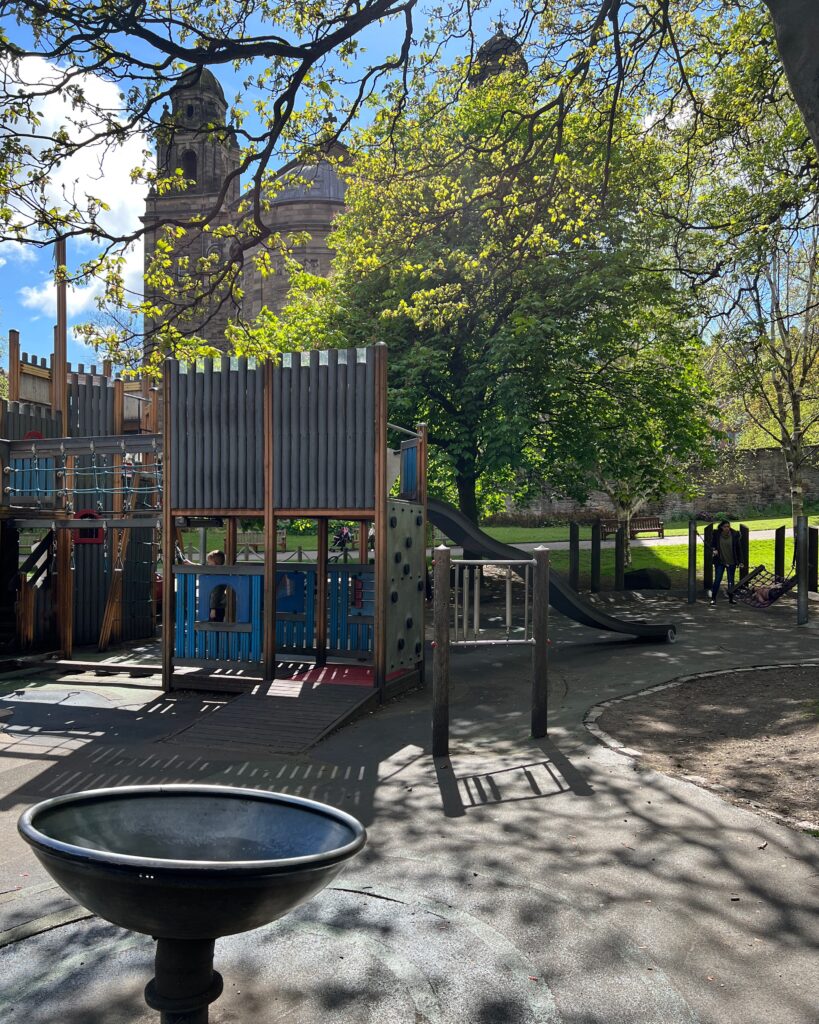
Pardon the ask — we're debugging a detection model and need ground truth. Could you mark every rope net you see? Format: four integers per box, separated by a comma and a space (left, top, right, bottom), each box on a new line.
730, 565, 797, 608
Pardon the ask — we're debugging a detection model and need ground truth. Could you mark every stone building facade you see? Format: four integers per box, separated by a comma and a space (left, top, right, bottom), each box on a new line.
494, 447, 819, 525
142, 69, 346, 349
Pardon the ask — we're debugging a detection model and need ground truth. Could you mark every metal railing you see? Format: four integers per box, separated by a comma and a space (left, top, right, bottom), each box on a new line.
451, 558, 535, 646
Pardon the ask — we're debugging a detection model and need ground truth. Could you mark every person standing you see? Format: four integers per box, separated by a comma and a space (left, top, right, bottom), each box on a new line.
710, 520, 743, 606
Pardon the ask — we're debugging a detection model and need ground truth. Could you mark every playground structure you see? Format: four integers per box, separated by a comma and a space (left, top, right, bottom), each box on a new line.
0, 320, 161, 658
161, 345, 428, 694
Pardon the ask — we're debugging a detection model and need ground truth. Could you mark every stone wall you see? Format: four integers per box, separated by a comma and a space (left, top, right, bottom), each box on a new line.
493, 447, 819, 525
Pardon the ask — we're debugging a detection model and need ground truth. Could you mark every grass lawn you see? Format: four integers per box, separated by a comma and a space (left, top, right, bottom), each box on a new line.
176, 511, 809, 562
547, 537, 796, 590
482, 514, 816, 545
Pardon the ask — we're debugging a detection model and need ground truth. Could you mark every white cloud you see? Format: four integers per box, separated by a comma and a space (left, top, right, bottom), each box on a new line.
11, 56, 151, 241
19, 237, 144, 319
9, 57, 149, 320
0, 239, 37, 268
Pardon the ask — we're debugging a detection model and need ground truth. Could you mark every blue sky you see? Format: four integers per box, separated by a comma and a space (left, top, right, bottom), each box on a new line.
0, 5, 505, 375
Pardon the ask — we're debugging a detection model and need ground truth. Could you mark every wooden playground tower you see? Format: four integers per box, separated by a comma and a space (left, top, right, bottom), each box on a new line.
161, 344, 428, 695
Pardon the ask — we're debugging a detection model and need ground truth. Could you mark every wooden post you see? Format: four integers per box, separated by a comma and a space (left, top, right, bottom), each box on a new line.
739, 523, 750, 573
774, 525, 786, 578
224, 517, 237, 622
373, 343, 388, 694
56, 527, 73, 658
316, 518, 328, 666
432, 545, 450, 758
161, 359, 174, 690
8, 329, 20, 402
614, 527, 625, 590
263, 360, 277, 681
797, 515, 809, 625
531, 546, 549, 739
590, 521, 601, 593
703, 524, 714, 593
568, 522, 580, 591
809, 526, 818, 593
53, 237, 68, 423
687, 519, 697, 604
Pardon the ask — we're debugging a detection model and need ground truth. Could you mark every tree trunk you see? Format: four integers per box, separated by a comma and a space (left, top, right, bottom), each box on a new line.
455, 467, 480, 524
763, 0, 819, 158
617, 506, 633, 566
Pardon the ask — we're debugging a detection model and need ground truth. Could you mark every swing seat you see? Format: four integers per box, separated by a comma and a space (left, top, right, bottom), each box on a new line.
729, 565, 797, 608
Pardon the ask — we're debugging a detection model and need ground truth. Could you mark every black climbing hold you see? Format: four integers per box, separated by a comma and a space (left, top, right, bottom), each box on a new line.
417, 580, 425, 591
397, 638, 405, 650
390, 516, 397, 528
416, 515, 423, 526
390, 591, 398, 603
406, 617, 413, 629
394, 551, 402, 563
405, 536, 413, 548
403, 563, 411, 575
415, 641, 422, 654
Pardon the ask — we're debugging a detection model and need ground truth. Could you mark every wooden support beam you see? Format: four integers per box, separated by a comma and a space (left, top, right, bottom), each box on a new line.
98, 528, 131, 651
263, 359, 277, 681
56, 527, 73, 658
53, 237, 68, 422
373, 342, 388, 694
316, 518, 328, 666
162, 359, 174, 690
8, 329, 20, 402
16, 576, 35, 650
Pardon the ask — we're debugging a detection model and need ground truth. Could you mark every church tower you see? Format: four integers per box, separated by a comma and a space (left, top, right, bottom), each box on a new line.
142, 68, 241, 350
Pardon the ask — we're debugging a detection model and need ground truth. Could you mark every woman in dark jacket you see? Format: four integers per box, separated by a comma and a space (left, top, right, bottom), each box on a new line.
710, 520, 743, 606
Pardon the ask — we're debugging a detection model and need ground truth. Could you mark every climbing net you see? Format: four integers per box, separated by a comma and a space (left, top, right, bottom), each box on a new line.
730, 565, 797, 609
3, 441, 163, 513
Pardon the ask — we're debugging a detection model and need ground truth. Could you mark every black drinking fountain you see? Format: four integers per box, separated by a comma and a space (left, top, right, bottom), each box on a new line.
18, 784, 367, 1023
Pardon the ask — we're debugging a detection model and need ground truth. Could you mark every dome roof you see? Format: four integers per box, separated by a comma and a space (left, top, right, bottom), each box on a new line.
273, 160, 346, 205
471, 30, 528, 84
174, 66, 226, 104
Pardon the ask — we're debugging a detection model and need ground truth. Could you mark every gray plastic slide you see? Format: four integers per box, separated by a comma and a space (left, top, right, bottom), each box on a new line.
428, 498, 676, 642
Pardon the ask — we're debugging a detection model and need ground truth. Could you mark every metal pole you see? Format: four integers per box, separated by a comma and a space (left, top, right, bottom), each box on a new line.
505, 566, 512, 639
703, 524, 714, 593
614, 527, 625, 591
432, 545, 451, 757
569, 521, 580, 591
473, 565, 480, 641
774, 525, 786, 578
462, 565, 470, 642
797, 515, 809, 625
199, 527, 207, 565
590, 521, 601, 593
687, 519, 697, 604
531, 546, 549, 738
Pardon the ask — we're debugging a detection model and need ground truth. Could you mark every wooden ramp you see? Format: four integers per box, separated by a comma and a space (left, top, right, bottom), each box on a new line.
160, 679, 376, 755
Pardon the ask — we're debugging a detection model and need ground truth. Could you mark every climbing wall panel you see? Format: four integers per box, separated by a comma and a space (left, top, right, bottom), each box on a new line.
385, 500, 425, 674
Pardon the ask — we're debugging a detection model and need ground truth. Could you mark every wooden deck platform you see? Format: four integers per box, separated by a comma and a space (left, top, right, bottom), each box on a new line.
161, 678, 378, 755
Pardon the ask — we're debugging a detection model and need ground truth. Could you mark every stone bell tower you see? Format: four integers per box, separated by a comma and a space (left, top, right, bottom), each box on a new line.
142, 67, 241, 350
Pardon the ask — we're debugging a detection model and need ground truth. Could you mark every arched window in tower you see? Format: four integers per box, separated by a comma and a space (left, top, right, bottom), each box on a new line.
180, 150, 197, 185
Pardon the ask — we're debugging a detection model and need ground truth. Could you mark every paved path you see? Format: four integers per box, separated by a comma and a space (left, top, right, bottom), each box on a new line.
0, 593, 817, 1023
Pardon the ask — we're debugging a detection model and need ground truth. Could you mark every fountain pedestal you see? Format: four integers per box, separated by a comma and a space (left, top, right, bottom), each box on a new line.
18, 785, 366, 1023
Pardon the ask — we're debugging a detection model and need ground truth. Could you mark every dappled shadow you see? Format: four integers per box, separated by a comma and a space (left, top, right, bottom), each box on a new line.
1, 590, 818, 1023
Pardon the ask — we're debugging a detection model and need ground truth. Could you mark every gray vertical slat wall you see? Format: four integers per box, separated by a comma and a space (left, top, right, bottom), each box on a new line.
67, 375, 116, 514
0, 399, 62, 439
73, 540, 106, 646
166, 347, 376, 511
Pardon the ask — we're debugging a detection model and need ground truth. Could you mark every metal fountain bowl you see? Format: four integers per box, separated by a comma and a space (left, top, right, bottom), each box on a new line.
18, 784, 367, 940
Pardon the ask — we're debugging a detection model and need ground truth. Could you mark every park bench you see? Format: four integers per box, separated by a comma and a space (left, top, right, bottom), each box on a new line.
599, 516, 665, 540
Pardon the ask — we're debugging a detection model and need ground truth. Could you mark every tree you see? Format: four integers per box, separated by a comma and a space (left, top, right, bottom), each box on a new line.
264, 63, 713, 522
1, 1, 819, 356
715, 218, 819, 526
